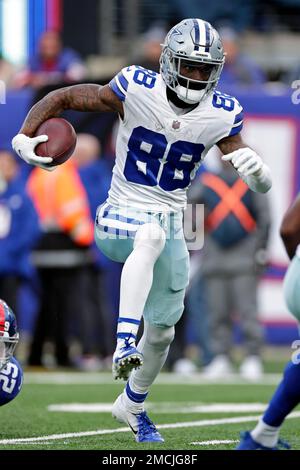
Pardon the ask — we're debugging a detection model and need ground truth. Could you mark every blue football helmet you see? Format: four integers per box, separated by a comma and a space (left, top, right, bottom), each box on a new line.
0, 299, 19, 371
0, 357, 23, 406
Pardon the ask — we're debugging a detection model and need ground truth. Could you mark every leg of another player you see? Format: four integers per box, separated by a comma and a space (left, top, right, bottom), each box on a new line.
112, 321, 174, 442
250, 361, 300, 448
113, 223, 166, 379
237, 255, 300, 450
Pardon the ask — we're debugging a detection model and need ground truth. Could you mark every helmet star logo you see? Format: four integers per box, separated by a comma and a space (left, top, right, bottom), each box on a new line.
171, 28, 182, 37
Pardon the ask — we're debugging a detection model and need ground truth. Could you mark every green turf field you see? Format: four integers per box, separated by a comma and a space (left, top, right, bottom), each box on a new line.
0, 371, 299, 450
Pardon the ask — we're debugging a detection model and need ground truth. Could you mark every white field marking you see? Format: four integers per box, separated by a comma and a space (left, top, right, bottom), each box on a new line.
190, 440, 239, 446
47, 402, 267, 414
1, 412, 300, 446
24, 371, 282, 386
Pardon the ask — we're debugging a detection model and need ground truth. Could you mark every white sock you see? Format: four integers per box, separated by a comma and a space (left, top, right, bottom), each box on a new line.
122, 382, 147, 414
251, 418, 280, 448
129, 322, 175, 394
117, 223, 165, 347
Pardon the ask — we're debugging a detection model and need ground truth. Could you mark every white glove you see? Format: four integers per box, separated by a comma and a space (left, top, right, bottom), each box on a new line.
12, 134, 57, 172
222, 147, 263, 177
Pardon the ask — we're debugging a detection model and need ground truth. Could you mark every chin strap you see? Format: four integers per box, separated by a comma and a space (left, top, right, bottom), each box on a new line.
176, 85, 206, 104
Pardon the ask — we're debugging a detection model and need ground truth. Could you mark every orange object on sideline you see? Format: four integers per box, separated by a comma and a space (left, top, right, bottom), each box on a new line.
202, 173, 256, 233
27, 159, 94, 246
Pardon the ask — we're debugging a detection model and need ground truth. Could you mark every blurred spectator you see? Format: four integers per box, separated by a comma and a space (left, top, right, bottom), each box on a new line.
14, 30, 87, 89
189, 160, 271, 380
27, 159, 94, 367
0, 54, 16, 88
135, 25, 167, 72
184, 261, 214, 368
218, 27, 267, 89
171, 0, 256, 32
72, 133, 113, 369
73, 134, 111, 218
283, 63, 300, 87
0, 150, 40, 313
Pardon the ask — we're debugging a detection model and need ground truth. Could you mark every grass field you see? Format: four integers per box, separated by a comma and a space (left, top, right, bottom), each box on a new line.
1, 370, 300, 451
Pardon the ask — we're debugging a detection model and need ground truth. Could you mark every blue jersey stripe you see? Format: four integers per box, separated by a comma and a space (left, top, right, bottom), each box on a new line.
109, 78, 126, 101
228, 122, 243, 137
204, 22, 210, 52
117, 72, 129, 91
193, 18, 200, 51
234, 110, 244, 125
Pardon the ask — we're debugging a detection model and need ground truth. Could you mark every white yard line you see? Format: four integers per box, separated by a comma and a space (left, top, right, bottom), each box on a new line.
1, 412, 300, 446
47, 402, 267, 414
24, 371, 282, 386
190, 440, 239, 446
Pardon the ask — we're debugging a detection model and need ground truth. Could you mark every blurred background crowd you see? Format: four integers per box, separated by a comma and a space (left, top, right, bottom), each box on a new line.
0, 0, 300, 378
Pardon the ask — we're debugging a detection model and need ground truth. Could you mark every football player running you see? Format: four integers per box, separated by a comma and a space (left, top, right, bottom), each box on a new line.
12, 19, 272, 443
237, 195, 300, 450
0, 299, 23, 406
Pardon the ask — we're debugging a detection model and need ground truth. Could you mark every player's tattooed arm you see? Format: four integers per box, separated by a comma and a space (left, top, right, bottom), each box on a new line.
19, 84, 123, 136
280, 194, 300, 259
216, 133, 248, 154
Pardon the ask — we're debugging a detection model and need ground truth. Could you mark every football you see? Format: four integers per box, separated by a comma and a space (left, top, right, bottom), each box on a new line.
35, 117, 77, 166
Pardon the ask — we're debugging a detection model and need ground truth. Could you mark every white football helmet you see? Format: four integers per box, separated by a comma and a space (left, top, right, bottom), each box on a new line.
160, 18, 225, 104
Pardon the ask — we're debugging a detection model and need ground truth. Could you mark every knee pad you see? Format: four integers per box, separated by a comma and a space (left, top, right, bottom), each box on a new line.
134, 223, 166, 257
146, 324, 175, 350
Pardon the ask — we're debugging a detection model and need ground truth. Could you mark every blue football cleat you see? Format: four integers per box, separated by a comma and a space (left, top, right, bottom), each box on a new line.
136, 412, 164, 443
112, 394, 164, 443
236, 431, 291, 450
112, 341, 143, 380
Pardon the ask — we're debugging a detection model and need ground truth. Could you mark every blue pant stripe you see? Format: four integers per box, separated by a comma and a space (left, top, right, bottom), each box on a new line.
126, 382, 148, 403
97, 224, 137, 238
103, 213, 143, 225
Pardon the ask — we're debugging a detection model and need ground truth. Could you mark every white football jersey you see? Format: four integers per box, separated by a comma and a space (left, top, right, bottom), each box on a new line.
108, 65, 243, 212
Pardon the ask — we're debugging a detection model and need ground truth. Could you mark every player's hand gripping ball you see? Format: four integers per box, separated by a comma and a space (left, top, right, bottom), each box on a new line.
12, 117, 77, 171
35, 117, 77, 166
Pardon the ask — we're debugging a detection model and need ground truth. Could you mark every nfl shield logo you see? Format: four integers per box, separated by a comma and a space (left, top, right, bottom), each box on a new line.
172, 120, 181, 130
